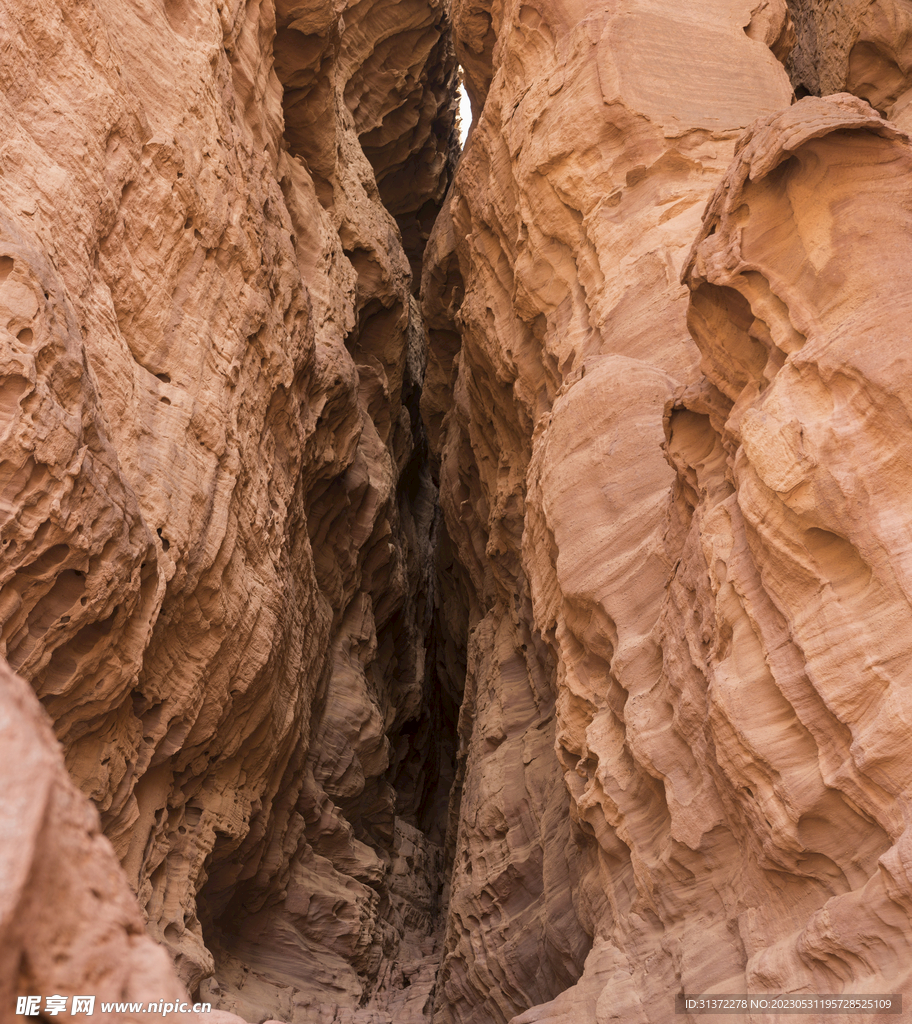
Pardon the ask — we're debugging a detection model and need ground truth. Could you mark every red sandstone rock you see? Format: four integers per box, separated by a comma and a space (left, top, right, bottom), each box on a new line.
424, 2, 912, 1024
0, 653, 207, 1023
423, 0, 794, 1019
673, 90, 912, 1004
0, 0, 454, 1019
8, 0, 912, 1021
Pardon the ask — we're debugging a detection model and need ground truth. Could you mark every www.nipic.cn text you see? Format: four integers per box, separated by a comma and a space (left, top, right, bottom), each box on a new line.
17, 996, 212, 1016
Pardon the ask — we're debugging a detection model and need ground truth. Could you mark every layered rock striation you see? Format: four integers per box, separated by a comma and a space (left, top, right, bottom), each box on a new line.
7, 0, 912, 1022
0, 0, 456, 1019
668, 88, 912, 1004
424, 0, 912, 1021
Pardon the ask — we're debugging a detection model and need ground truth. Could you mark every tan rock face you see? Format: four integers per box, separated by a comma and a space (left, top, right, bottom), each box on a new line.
0, 656, 187, 1023
0, 0, 455, 1019
8, 0, 912, 1021
424, 0, 912, 1022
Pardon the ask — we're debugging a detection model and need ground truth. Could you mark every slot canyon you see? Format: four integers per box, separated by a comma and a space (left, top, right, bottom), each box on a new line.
3, 0, 912, 1021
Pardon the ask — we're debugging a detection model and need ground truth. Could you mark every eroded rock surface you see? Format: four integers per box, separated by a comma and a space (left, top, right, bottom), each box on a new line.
786, 0, 912, 123
0, 656, 189, 1023
7, 0, 912, 1021
0, 0, 455, 1019
424, 0, 912, 1022
673, 89, 912, 1005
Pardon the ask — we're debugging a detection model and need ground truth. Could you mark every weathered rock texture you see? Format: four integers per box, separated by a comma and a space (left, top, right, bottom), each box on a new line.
0, 0, 456, 1019
0, 655, 189, 1024
670, 87, 912, 1007
9, 0, 912, 1021
424, 0, 912, 1022
785, 0, 912, 119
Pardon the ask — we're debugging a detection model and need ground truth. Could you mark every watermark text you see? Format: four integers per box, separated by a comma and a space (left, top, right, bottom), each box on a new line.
17, 996, 211, 1017
674, 994, 901, 1015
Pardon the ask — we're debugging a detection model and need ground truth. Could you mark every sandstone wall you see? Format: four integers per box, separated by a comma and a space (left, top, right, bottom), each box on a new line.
0, 655, 191, 1024
8, 0, 912, 1021
424, 0, 912, 1021
0, 0, 456, 1019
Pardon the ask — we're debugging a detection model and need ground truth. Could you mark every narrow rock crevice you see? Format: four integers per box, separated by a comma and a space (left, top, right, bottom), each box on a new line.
189, 4, 465, 1019
6, 1, 912, 1023
0, 0, 461, 1018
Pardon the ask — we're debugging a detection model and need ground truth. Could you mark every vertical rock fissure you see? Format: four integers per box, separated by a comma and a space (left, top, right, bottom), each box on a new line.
192, 3, 466, 1019
10, 1, 912, 1023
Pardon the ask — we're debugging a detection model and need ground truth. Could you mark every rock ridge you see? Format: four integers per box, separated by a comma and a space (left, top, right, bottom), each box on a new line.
0, 0, 458, 1019
6, 0, 912, 1023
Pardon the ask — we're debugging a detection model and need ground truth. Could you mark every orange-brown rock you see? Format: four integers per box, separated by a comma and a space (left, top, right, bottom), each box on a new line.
424, 1, 912, 1023
0, 655, 189, 1023
0, 0, 455, 1019
0, 652, 290, 1024
9, 0, 912, 1021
